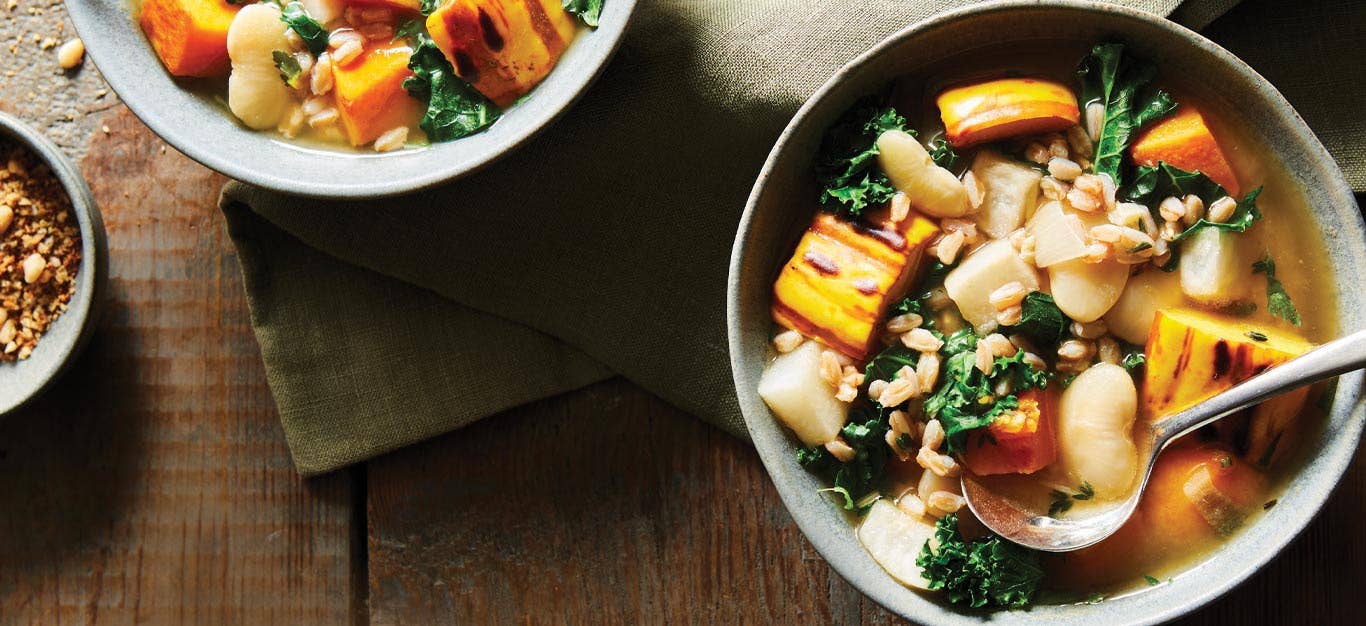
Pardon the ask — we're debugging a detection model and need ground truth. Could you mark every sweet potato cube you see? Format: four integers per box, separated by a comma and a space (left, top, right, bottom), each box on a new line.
425, 0, 577, 107
1130, 106, 1240, 195
332, 43, 424, 146
139, 0, 242, 77
963, 388, 1058, 476
771, 211, 939, 361
936, 78, 1080, 148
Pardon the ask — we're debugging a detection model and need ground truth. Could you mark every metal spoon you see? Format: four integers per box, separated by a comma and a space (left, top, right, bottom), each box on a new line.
962, 328, 1366, 552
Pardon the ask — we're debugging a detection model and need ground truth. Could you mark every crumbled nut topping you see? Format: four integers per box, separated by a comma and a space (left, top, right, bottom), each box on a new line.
0, 141, 81, 361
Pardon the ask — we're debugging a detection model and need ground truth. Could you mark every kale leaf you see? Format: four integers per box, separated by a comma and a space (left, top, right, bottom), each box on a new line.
923, 333, 1050, 455
863, 344, 922, 389
272, 50, 304, 89
280, 2, 329, 56
1123, 162, 1263, 241
1252, 254, 1302, 326
1006, 291, 1070, 347
814, 99, 913, 218
928, 137, 959, 170
404, 34, 501, 142
562, 0, 603, 27
393, 19, 425, 43
798, 407, 891, 512
917, 514, 1045, 608
1077, 42, 1177, 186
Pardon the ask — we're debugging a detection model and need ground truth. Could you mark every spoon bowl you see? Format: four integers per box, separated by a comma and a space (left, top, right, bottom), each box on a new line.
964, 328, 1366, 552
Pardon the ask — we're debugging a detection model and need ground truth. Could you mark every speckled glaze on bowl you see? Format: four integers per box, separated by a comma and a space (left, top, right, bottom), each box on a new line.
0, 112, 108, 416
64, 0, 636, 199
726, 1, 1365, 624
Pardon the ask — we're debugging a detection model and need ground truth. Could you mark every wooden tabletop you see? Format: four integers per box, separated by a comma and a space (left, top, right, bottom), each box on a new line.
1, 5, 1364, 625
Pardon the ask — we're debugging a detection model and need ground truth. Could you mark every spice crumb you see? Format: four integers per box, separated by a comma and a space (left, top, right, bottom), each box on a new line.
0, 141, 81, 361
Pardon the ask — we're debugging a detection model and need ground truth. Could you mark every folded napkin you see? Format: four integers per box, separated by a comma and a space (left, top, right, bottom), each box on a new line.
221, 0, 1365, 475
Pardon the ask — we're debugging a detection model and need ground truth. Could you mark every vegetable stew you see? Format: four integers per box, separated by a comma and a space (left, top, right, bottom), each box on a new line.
758, 40, 1334, 609
135, 0, 601, 151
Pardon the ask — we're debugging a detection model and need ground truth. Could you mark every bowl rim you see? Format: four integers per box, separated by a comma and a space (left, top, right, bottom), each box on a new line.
726, 1, 1366, 623
0, 111, 108, 416
65, 0, 638, 199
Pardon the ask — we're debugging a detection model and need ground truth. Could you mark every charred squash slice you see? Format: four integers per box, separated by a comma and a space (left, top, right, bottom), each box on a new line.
425, 0, 577, 107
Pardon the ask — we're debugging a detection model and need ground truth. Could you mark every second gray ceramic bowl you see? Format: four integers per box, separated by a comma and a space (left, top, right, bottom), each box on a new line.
727, 1, 1365, 624
0, 112, 108, 416
65, 0, 636, 199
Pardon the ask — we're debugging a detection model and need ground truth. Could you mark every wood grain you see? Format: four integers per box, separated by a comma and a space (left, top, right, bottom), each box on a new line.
366, 379, 1366, 625
0, 108, 359, 625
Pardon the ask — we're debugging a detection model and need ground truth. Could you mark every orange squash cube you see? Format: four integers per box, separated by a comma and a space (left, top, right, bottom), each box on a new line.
331, 43, 424, 146
1130, 106, 1240, 195
139, 0, 242, 77
936, 78, 1080, 148
425, 0, 577, 107
962, 388, 1058, 476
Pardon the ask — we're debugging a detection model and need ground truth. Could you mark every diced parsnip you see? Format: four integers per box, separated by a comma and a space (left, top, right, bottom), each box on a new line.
1028, 200, 1090, 268
1142, 308, 1312, 432
1048, 256, 1129, 323
971, 149, 1042, 238
426, 0, 577, 106
1103, 269, 1186, 345
962, 389, 1057, 475
1130, 106, 1240, 196
943, 239, 1041, 330
1057, 363, 1138, 500
936, 77, 1080, 148
1179, 227, 1251, 306
857, 500, 939, 590
757, 341, 849, 446
771, 211, 940, 360
876, 130, 970, 218
1142, 443, 1264, 540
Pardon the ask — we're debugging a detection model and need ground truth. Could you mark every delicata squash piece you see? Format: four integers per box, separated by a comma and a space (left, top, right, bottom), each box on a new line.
1130, 106, 1240, 196
771, 211, 940, 361
936, 78, 1080, 148
331, 43, 423, 146
426, 0, 577, 107
140, 0, 242, 77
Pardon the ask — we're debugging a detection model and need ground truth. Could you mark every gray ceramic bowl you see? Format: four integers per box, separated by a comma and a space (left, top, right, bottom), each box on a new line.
726, 1, 1366, 623
65, 0, 636, 198
0, 112, 108, 415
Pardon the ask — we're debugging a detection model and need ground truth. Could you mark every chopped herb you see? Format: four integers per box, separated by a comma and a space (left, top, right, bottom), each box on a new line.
1252, 254, 1302, 326
1006, 291, 1071, 347
404, 33, 501, 141
1074, 481, 1095, 500
1121, 349, 1146, 371
419, 0, 441, 15
928, 137, 959, 170
797, 407, 891, 513
1263, 499, 1278, 510
1076, 42, 1177, 186
393, 19, 424, 43
1219, 455, 1233, 468
1255, 432, 1283, 467
896, 432, 914, 450
280, 2, 329, 56
1129, 241, 1153, 252
272, 50, 303, 89
814, 98, 913, 218
1144, 575, 1161, 586
562, 0, 603, 27
1048, 482, 1094, 517
1246, 330, 1269, 342
1081, 592, 1106, 605
917, 514, 1045, 609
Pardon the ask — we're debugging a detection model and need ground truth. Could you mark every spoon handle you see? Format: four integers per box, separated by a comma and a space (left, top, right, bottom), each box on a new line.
1150, 328, 1366, 450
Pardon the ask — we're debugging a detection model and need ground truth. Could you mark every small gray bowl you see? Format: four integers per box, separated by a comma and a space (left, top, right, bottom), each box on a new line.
0, 112, 108, 416
65, 0, 636, 199
726, 1, 1365, 624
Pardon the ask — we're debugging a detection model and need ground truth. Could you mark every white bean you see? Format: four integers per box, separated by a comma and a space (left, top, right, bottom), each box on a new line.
1047, 256, 1129, 322
1057, 363, 1139, 499
227, 4, 294, 130
876, 130, 970, 218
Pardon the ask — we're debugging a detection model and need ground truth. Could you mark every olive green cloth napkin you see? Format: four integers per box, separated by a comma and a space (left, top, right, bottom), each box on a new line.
220, 0, 1365, 475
